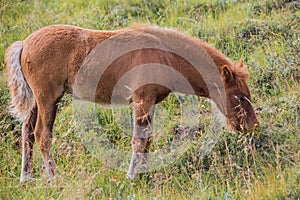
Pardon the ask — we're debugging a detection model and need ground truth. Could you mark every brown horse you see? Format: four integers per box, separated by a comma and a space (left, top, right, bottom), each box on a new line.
5, 25, 258, 182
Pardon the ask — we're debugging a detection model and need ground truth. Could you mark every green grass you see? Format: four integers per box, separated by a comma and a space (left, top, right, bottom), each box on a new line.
0, 0, 299, 199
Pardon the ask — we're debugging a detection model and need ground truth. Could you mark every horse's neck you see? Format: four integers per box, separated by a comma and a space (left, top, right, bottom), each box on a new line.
87, 29, 230, 100
198, 41, 233, 70
175, 41, 231, 98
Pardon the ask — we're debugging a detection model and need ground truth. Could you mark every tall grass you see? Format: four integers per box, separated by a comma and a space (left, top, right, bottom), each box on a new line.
0, 0, 299, 199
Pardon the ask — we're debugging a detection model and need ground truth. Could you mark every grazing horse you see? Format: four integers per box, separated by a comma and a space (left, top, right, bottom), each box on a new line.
5, 25, 258, 182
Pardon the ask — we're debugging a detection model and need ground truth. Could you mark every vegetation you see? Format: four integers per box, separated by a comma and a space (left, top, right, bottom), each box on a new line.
0, 0, 299, 199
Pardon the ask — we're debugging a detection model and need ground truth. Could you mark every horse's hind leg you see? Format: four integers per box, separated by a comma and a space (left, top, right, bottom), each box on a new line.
34, 91, 63, 180
127, 100, 155, 179
20, 103, 37, 182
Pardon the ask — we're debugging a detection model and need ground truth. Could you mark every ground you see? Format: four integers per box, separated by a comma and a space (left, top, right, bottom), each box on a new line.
0, 0, 299, 199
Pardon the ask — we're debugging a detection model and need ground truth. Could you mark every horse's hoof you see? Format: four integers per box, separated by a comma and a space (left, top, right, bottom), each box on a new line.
126, 172, 138, 180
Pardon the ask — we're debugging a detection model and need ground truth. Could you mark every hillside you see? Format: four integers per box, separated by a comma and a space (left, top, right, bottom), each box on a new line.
0, 0, 299, 199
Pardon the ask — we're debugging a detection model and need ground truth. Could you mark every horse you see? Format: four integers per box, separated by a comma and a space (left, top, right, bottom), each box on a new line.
5, 25, 259, 182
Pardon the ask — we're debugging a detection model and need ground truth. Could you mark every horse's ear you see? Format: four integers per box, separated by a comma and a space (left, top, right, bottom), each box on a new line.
237, 59, 244, 68
221, 65, 232, 83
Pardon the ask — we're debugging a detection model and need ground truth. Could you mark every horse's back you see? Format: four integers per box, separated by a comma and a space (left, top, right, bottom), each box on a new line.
19, 25, 106, 95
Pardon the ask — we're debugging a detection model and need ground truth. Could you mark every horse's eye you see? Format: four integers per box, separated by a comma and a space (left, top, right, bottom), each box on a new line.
234, 95, 245, 102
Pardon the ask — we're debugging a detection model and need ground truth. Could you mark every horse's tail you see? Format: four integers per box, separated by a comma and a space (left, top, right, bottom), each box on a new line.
5, 41, 35, 121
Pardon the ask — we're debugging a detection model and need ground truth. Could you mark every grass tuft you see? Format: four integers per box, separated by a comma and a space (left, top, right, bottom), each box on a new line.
0, 0, 299, 199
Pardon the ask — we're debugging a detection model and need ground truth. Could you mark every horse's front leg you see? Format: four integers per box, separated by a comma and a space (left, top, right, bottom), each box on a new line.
126, 102, 155, 180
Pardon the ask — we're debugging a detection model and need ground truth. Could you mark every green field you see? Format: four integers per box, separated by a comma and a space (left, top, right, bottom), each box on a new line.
0, 0, 299, 199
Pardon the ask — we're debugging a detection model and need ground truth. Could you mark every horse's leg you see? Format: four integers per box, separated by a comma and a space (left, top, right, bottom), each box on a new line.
126, 101, 155, 179
34, 90, 63, 180
20, 103, 37, 182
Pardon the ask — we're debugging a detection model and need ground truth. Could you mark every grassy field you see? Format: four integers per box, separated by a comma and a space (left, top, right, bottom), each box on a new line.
0, 0, 299, 199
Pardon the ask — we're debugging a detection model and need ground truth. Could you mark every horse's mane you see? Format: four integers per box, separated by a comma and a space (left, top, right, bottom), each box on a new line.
193, 38, 250, 83
127, 25, 250, 85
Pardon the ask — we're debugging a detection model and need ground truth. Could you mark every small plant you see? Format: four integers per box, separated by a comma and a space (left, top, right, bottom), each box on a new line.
0, 0, 299, 199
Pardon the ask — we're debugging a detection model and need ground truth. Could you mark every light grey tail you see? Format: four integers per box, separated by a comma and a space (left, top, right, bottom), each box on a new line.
5, 41, 34, 121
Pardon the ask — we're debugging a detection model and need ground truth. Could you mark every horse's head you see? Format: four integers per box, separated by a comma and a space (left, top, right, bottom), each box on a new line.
221, 60, 259, 132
